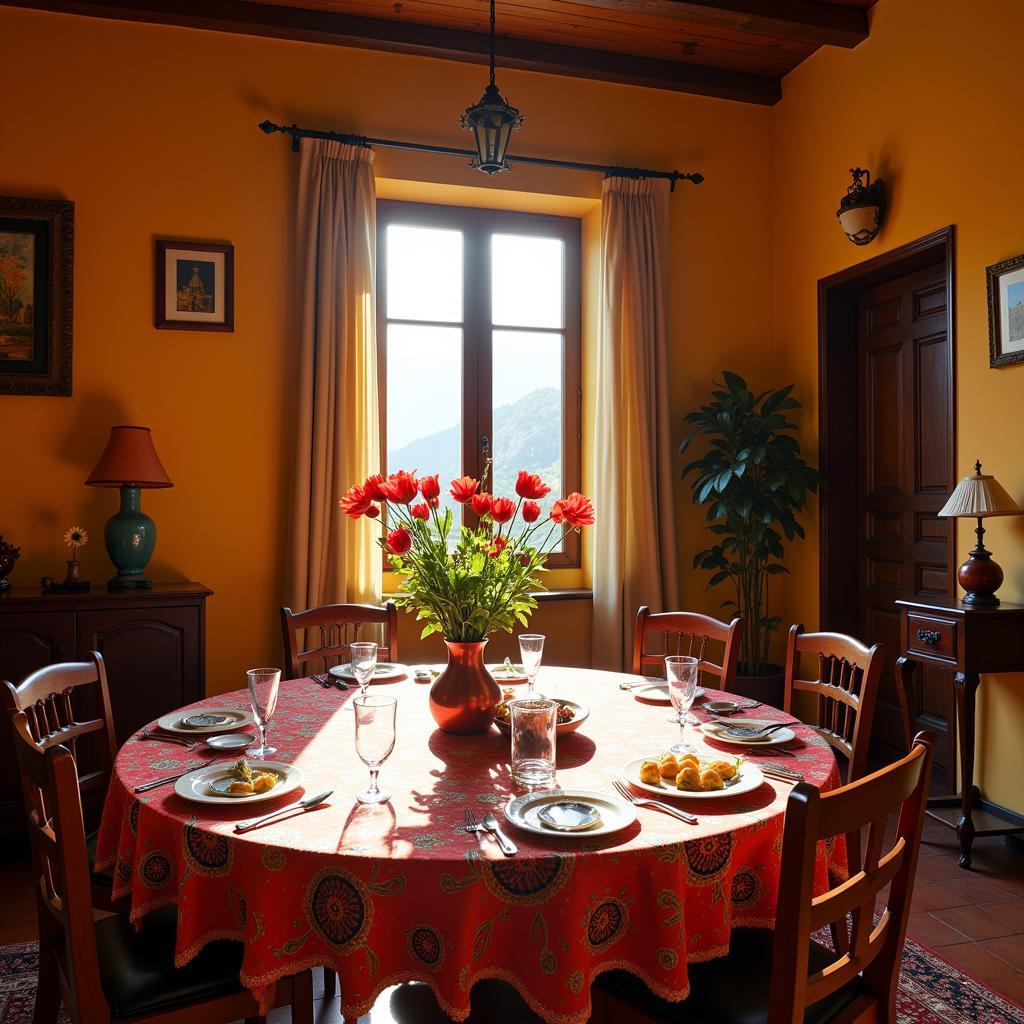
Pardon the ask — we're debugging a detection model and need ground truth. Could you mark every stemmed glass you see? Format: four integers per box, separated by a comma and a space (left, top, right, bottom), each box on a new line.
349, 641, 378, 697
666, 655, 699, 755
354, 694, 397, 804
246, 667, 281, 757
519, 634, 545, 694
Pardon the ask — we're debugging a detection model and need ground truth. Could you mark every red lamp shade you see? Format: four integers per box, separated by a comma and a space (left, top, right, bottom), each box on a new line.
85, 426, 173, 488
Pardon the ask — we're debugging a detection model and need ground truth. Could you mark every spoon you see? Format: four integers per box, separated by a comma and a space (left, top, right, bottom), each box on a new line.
234, 790, 333, 833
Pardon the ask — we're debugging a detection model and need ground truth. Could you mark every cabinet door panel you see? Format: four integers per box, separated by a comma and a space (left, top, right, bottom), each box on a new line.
77, 608, 199, 744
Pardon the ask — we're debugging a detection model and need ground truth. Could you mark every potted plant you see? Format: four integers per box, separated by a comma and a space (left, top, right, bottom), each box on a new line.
680, 372, 821, 705
340, 469, 594, 734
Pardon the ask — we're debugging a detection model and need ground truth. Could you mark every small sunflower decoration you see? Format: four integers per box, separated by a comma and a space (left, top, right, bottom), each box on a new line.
63, 526, 89, 559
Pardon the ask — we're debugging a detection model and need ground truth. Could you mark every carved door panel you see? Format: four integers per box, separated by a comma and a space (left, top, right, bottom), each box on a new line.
857, 264, 955, 782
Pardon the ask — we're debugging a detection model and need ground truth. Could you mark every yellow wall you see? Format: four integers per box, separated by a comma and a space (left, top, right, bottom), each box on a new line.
0, 7, 774, 690
770, 0, 1024, 812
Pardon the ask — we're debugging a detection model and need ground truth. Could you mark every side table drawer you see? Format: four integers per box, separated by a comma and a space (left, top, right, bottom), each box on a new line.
907, 612, 959, 664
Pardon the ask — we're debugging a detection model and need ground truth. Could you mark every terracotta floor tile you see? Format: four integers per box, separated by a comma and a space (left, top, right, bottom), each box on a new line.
978, 899, 1024, 933
0, 919, 37, 944
933, 902, 1022, 941
906, 912, 969, 947
908, 880, 973, 913
937, 874, 1024, 905
979, 935, 1024, 972
938, 941, 1021, 981
987, 970, 1024, 1008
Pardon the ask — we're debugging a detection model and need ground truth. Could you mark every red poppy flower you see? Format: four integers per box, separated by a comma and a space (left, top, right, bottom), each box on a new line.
364, 474, 388, 502
490, 496, 516, 524
450, 476, 479, 503
386, 527, 413, 554
515, 471, 551, 501
410, 502, 430, 521
419, 474, 440, 502
522, 500, 542, 523
380, 470, 419, 504
489, 535, 508, 558
470, 492, 493, 518
550, 492, 595, 528
339, 484, 373, 519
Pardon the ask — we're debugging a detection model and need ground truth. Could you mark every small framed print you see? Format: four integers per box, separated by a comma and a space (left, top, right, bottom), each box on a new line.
155, 240, 233, 331
986, 253, 1024, 368
0, 196, 74, 396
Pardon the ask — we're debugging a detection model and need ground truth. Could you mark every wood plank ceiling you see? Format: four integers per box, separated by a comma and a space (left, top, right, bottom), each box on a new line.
7, 0, 875, 104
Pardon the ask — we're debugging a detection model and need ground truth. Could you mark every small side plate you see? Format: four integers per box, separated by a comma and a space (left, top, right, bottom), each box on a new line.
488, 663, 529, 683
206, 733, 257, 751
632, 683, 705, 705
537, 800, 602, 832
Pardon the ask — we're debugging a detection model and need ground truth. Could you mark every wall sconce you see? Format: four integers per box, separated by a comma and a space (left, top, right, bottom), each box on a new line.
837, 167, 886, 245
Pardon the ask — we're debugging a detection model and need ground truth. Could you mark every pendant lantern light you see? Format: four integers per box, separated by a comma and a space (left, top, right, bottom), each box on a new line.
460, 0, 524, 175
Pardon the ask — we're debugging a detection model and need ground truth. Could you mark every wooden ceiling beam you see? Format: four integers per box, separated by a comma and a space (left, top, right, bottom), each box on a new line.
5, 0, 782, 104
564, 0, 869, 49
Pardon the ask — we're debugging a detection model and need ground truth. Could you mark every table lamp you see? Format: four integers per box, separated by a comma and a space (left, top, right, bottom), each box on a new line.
85, 426, 173, 590
938, 460, 1021, 606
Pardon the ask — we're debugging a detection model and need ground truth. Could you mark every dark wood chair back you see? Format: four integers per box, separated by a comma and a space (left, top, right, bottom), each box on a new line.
769, 732, 934, 1023
1, 652, 117, 818
8, 707, 110, 1020
281, 601, 399, 679
784, 625, 883, 785
632, 606, 742, 691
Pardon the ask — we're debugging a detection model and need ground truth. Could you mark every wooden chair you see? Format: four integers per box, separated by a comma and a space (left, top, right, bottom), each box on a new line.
632, 606, 742, 692
595, 732, 936, 1024
1, 652, 118, 905
8, 706, 313, 1024
784, 625, 884, 786
280, 601, 399, 679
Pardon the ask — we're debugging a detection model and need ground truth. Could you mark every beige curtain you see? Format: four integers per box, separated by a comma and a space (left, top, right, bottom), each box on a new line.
287, 138, 381, 611
593, 176, 679, 670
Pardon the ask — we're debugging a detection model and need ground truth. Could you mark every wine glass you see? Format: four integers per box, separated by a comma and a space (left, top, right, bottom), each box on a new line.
666, 655, 699, 754
349, 641, 378, 697
246, 667, 281, 757
354, 694, 397, 804
518, 634, 545, 694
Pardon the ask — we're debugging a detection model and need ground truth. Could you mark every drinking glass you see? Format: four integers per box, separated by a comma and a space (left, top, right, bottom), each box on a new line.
349, 641, 378, 697
353, 694, 397, 804
518, 634, 545, 694
666, 655, 699, 754
246, 667, 281, 757
510, 698, 557, 787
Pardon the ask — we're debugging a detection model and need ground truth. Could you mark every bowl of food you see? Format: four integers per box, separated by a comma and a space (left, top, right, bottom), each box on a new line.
491, 690, 589, 736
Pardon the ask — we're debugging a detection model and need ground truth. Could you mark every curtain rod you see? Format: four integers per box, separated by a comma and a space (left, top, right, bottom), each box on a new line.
258, 121, 704, 190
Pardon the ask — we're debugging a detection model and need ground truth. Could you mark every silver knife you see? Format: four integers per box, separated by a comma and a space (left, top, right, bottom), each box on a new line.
482, 812, 518, 856
234, 791, 333, 833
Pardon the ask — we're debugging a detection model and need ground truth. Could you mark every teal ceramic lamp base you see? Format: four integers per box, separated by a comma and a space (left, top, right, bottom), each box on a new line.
105, 485, 156, 590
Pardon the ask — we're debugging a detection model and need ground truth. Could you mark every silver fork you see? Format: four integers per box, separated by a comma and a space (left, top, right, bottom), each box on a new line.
137, 727, 199, 750
612, 778, 697, 825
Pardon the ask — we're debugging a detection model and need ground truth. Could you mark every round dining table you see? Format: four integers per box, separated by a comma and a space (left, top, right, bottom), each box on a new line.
95, 666, 847, 1023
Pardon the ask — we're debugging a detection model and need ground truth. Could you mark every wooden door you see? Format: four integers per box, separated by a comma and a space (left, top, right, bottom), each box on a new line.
857, 264, 955, 781
77, 607, 200, 744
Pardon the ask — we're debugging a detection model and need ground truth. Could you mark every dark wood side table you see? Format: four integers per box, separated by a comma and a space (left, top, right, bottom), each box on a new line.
0, 582, 212, 834
896, 596, 1024, 868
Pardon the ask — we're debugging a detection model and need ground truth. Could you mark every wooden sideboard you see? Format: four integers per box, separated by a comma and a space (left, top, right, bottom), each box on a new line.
0, 582, 212, 834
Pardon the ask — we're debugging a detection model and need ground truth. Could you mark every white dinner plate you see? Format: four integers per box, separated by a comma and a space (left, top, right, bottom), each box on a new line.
488, 663, 528, 683
622, 757, 765, 799
328, 662, 408, 683
699, 718, 797, 747
632, 682, 705, 705
156, 707, 254, 735
504, 789, 637, 838
173, 761, 303, 805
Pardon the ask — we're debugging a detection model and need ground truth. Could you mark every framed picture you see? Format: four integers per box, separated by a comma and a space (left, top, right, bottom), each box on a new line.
986, 253, 1024, 368
155, 240, 234, 331
0, 196, 74, 396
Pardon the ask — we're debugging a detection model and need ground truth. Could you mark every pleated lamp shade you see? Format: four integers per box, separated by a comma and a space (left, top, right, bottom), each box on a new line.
938, 465, 1020, 519
85, 426, 173, 488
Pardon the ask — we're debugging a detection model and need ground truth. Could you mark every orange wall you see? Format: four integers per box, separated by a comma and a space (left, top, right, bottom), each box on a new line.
0, 7, 775, 690
770, 0, 1024, 812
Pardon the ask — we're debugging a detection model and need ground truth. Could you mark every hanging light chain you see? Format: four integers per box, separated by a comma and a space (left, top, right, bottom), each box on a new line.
489, 0, 497, 87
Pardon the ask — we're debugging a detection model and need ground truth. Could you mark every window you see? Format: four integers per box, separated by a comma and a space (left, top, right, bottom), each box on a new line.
377, 200, 582, 567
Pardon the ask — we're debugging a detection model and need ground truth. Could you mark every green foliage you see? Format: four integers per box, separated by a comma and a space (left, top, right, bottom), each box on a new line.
680, 371, 821, 675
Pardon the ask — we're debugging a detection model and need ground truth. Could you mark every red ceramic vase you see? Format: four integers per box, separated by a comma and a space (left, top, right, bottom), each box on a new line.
429, 639, 501, 734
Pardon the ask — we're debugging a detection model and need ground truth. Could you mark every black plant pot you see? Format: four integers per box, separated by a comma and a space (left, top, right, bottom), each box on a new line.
732, 666, 784, 709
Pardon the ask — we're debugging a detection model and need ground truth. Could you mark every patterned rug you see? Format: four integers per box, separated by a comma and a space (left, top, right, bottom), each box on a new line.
0, 936, 1020, 1022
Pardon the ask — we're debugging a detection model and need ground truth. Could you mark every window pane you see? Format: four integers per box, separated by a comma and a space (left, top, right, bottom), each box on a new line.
386, 225, 463, 323
491, 234, 563, 329
386, 324, 462, 520
492, 330, 563, 548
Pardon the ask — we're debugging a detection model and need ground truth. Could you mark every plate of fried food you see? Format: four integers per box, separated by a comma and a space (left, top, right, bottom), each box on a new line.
173, 758, 303, 805
622, 751, 764, 799
492, 690, 590, 735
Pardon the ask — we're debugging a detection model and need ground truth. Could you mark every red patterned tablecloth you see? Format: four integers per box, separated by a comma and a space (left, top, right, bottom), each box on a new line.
95, 668, 846, 1023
